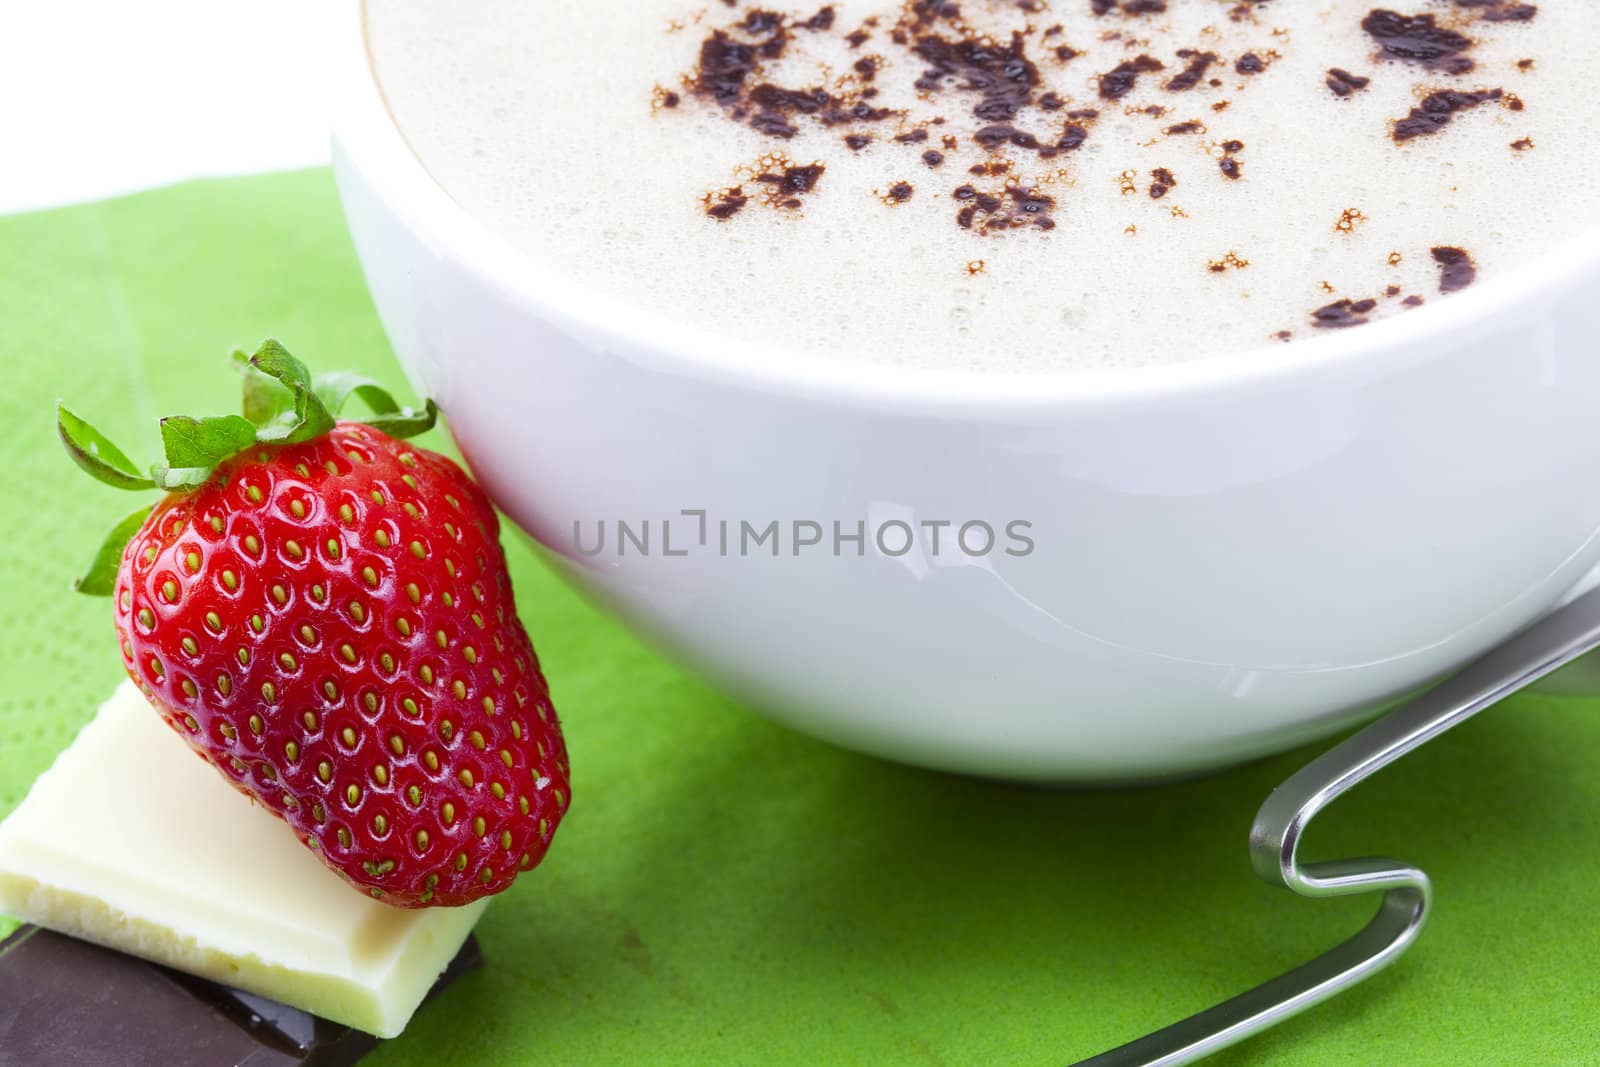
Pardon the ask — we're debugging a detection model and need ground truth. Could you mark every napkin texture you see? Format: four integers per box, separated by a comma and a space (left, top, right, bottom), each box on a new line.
0, 169, 1595, 1066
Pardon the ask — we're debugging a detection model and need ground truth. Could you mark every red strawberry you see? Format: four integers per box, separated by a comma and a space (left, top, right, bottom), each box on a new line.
58, 342, 569, 907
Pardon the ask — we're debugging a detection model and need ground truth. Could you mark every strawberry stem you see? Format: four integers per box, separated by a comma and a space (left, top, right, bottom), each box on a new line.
60, 340, 439, 596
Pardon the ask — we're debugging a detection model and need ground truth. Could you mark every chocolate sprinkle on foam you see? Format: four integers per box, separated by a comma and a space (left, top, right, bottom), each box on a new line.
1312, 297, 1379, 328
647, 0, 1562, 338
1392, 88, 1503, 142
1326, 67, 1372, 97
1431, 245, 1478, 291
1362, 9, 1478, 74
1099, 55, 1166, 100
670, 0, 1541, 246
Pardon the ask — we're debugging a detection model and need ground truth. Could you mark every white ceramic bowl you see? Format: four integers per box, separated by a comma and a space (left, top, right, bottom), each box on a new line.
332, 5, 1600, 782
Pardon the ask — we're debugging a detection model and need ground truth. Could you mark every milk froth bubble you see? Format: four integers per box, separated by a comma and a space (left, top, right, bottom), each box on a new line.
364, 1, 1599, 373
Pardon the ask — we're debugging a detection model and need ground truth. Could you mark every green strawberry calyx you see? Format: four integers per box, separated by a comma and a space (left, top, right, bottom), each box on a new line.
58, 340, 438, 596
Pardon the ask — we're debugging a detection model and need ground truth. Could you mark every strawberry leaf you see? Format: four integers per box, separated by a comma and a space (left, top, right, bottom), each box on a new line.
364, 399, 439, 440
57, 403, 156, 491
232, 347, 295, 426
314, 371, 402, 418
159, 414, 258, 469
316, 371, 436, 439
247, 340, 337, 444
75, 504, 154, 596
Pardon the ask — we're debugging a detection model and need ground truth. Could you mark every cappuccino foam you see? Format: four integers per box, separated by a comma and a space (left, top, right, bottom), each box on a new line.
364, 1, 1600, 373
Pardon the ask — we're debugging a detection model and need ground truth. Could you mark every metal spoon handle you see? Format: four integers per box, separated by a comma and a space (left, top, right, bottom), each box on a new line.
1074, 584, 1600, 1066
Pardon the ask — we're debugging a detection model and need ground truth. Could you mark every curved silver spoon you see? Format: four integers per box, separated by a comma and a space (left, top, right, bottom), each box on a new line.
1074, 583, 1600, 1066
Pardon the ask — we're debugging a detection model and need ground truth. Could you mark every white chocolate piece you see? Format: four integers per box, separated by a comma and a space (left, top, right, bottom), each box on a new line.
0, 681, 485, 1037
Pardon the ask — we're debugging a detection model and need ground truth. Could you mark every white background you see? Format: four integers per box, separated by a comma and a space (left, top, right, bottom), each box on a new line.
0, 1, 331, 215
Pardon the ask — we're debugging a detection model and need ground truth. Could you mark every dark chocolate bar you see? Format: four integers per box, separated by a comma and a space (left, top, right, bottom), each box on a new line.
0, 925, 481, 1067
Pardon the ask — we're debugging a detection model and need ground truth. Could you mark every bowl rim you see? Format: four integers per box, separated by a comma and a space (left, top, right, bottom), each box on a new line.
339, 0, 1600, 410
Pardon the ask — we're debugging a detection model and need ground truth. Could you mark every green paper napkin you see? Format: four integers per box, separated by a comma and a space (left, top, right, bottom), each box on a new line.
1, 169, 1597, 1066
